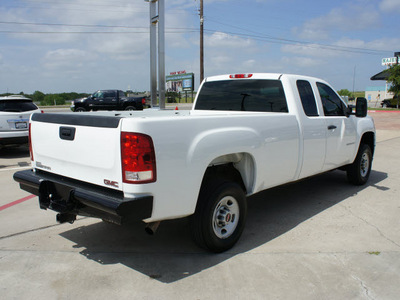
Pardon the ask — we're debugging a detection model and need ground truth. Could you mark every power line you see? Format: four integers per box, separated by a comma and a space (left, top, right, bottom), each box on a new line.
0, 21, 392, 55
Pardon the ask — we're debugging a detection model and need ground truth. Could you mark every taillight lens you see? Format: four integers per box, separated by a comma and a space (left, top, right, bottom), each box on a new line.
142, 98, 146, 105
121, 132, 156, 184
29, 123, 34, 161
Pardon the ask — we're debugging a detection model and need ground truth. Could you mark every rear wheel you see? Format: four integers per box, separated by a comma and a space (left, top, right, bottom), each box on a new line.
124, 106, 136, 111
190, 180, 247, 252
75, 107, 86, 112
347, 144, 372, 185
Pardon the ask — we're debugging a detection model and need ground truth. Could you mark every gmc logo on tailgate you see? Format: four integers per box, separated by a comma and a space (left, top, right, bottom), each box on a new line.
104, 179, 119, 188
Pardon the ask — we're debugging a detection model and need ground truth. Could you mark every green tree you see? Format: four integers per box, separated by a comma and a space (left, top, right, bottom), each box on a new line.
337, 89, 353, 97
41, 94, 65, 106
32, 91, 45, 103
387, 64, 400, 108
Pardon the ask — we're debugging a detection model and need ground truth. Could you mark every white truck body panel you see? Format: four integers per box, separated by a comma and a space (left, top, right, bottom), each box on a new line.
31, 121, 123, 191
24, 73, 375, 224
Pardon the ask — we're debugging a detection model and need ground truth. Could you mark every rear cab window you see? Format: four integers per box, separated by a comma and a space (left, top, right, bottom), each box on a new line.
297, 80, 319, 117
0, 100, 38, 112
195, 79, 288, 112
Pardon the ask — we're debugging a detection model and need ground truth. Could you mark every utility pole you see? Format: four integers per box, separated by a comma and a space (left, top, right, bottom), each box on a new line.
200, 0, 204, 83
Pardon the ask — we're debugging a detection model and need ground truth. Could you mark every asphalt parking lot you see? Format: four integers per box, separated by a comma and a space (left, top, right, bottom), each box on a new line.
1, 110, 400, 299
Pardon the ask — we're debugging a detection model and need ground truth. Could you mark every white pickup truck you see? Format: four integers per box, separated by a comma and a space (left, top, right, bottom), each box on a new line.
14, 73, 375, 252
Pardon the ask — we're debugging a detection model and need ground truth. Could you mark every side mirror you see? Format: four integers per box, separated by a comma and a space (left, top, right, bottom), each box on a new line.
355, 97, 368, 118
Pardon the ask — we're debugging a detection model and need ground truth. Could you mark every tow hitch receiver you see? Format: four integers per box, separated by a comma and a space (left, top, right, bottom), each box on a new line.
56, 213, 76, 224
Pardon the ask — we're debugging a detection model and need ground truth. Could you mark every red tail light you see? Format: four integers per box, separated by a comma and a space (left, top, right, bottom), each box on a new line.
142, 98, 146, 105
121, 132, 156, 184
29, 123, 34, 161
229, 74, 253, 79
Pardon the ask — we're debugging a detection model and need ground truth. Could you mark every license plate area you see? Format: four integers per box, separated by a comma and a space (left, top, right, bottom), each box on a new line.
15, 122, 28, 129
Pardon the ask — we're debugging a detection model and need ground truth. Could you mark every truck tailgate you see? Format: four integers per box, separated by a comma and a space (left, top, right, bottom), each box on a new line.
30, 113, 123, 191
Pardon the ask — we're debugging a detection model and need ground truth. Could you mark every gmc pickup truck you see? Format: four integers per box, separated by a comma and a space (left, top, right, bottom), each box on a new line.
71, 89, 146, 112
14, 73, 375, 252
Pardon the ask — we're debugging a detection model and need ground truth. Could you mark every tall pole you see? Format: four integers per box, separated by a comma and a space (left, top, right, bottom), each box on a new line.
146, 0, 165, 109
149, 0, 157, 107
352, 65, 356, 96
158, 0, 165, 109
200, 0, 204, 83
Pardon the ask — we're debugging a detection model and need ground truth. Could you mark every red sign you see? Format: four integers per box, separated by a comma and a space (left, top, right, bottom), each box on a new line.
169, 70, 186, 75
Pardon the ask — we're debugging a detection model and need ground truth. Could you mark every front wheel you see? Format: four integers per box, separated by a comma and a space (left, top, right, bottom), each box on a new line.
124, 106, 136, 111
190, 180, 247, 253
347, 144, 372, 185
75, 107, 86, 112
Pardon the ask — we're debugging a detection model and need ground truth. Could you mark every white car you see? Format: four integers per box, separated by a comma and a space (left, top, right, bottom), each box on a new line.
0, 95, 42, 148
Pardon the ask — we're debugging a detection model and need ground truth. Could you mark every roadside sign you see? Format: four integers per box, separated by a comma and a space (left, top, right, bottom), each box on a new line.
382, 57, 398, 66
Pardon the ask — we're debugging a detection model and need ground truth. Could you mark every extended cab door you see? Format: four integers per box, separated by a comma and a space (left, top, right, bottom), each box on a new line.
316, 82, 357, 170
296, 80, 327, 179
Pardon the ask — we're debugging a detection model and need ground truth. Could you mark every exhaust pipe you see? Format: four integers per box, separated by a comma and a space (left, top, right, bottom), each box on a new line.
145, 221, 160, 235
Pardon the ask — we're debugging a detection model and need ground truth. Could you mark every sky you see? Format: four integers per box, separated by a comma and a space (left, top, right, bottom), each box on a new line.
0, 0, 399, 94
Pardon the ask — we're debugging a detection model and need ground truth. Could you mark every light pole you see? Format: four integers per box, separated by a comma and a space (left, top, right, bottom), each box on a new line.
200, 0, 204, 83
145, 0, 165, 109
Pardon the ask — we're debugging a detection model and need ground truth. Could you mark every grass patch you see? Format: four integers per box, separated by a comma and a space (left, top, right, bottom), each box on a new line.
368, 251, 381, 255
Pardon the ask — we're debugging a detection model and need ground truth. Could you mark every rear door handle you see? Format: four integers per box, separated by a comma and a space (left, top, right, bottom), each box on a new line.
328, 125, 337, 130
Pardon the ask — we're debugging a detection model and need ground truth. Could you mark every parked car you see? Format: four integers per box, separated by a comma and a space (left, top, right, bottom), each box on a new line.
381, 96, 399, 108
0, 95, 42, 148
71, 90, 146, 112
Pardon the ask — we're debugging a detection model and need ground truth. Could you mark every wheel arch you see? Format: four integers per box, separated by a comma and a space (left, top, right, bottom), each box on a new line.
360, 131, 375, 156
201, 152, 256, 196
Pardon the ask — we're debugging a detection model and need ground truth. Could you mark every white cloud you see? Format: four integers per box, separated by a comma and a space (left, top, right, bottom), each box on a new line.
43, 48, 96, 71
281, 56, 323, 68
294, 4, 380, 40
88, 33, 149, 61
380, 0, 400, 13
281, 43, 344, 58
206, 31, 254, 48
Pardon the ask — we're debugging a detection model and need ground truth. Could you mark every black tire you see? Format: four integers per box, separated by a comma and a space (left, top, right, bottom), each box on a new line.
75, 107, 86, 112
124, 106, 136, 111
347, 144, 372, 185
190, 180, 247, 253
382, 104, 387, 108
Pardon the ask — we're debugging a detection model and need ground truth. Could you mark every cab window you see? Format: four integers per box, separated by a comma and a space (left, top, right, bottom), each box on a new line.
317, 82, 346, 116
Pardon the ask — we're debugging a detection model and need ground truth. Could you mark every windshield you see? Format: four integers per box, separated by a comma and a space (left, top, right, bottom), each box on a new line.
195, 79, 288, 112
0, 100, 38, 112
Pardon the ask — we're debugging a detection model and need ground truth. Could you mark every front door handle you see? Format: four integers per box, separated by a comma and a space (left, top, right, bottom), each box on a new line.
328, 125, 337, 130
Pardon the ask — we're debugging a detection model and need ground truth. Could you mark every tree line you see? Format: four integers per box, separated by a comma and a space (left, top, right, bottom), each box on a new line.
0, 91, 90, 106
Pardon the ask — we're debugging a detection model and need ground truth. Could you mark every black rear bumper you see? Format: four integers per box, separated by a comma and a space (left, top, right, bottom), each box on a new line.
13, 169, 153, 225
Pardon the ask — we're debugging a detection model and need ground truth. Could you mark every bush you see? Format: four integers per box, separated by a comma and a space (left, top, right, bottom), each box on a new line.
41, 94, 65, 106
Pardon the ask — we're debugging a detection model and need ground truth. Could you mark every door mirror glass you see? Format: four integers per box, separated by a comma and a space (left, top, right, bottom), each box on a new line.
355, 97, 368, 118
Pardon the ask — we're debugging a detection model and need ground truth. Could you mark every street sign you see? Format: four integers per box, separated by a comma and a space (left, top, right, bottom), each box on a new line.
382, 57, 398, 66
